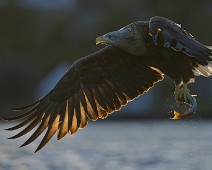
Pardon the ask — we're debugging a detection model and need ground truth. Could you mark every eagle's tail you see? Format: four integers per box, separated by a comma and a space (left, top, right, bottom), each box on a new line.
193, 47, 212, 77
193, 61, 212, 77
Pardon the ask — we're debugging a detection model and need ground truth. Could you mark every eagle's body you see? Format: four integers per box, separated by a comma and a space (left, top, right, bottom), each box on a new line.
5, 16, 212, 152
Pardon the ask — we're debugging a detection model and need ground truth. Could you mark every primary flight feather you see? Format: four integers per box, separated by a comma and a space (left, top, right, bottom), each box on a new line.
4, 16, 212, 152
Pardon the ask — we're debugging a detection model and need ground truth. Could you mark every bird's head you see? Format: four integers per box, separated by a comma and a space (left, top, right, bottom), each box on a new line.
96, 21, 149, 55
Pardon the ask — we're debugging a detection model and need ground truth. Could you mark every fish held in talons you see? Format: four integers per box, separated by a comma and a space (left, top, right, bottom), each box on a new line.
171, 94, 197, 120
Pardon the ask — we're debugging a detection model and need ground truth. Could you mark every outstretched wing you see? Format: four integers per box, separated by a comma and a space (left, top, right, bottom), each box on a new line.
4, 46, 163, 152
149, 16, 212, 77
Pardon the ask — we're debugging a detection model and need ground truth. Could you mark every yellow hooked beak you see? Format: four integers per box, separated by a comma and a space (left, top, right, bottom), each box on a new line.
96, 36, 105, 45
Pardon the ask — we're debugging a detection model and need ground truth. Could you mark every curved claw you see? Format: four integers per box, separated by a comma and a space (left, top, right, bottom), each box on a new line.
172, 94, 197, 120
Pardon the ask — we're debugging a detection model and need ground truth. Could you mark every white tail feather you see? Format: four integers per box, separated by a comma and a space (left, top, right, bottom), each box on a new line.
193, 61, 212, 77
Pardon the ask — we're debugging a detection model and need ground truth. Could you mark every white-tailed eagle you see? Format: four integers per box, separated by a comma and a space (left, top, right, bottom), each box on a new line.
4, 16, 212, 152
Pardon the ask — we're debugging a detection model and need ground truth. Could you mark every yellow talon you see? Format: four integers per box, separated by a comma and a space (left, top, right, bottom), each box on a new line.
174, 83, 190, 105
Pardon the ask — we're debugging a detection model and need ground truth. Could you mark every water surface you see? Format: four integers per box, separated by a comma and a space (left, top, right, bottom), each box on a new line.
0, 120, 212, 170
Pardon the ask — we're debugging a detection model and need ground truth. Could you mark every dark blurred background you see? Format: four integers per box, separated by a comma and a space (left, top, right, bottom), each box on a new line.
0, 0, 212, 119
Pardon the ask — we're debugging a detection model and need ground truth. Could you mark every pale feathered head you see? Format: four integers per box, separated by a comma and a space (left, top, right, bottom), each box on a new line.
96, 21, 149, 55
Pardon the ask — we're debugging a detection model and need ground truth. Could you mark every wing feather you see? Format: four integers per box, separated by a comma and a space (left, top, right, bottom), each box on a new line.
5, 46, 163, 152
5, 113, 37, 131
83, 88, 99, 120
79, 103, 88, 128
20, 109, 52, 147
149, 16, 212, 77
74, 94, 82, 128
35, 114, 60, 153
57, 101, 68, 140
8, 113, 43, 139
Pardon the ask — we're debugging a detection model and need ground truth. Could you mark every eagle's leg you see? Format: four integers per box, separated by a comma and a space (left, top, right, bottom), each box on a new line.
174, 83, 190, 106
172, 83, 197, 120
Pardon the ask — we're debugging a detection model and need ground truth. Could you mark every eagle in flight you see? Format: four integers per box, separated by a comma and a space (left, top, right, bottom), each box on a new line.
4, 16, 212, 152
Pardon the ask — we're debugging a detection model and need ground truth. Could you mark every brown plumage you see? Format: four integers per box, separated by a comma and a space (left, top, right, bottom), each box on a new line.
4, 16, 211, 152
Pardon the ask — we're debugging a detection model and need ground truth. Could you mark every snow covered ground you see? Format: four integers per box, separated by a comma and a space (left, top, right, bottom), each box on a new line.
1, 120, 212, 170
